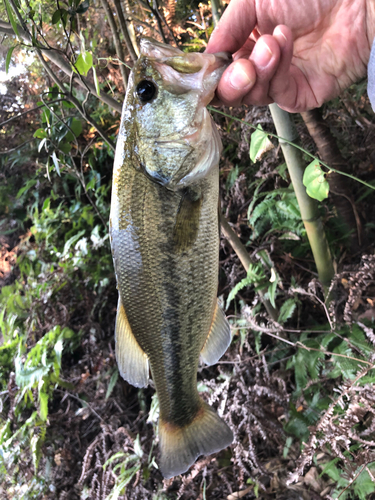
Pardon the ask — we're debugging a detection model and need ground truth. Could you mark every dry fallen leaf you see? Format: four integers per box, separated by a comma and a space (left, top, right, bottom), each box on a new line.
227, 485, 253, 499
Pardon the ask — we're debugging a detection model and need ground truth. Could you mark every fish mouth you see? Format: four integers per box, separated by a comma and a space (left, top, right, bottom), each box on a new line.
163, 51, 231, 75
139, 38, 231, 96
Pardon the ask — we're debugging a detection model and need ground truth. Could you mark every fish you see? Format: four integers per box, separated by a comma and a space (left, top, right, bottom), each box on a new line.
109, 38, 233, 479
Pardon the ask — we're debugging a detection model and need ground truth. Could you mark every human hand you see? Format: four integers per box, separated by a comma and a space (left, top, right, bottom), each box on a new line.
206, 0, 375, 112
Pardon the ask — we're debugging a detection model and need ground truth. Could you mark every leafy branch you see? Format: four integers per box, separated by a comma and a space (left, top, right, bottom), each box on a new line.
0, 17, 122, 113
209, 107, 375, 192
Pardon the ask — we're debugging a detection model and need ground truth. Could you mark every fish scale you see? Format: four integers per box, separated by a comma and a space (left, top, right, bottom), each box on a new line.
110, 37, 233, 478
116, 163, 218, 421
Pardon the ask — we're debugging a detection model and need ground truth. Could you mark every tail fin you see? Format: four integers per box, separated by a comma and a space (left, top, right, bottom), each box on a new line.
158, 402, 233, 479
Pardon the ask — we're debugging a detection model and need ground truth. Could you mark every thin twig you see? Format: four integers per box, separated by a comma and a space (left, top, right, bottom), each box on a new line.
209, 107, 375, 193
0, 21, 122, 113
0, 139, 34, 154
138, 0, 167, 43
242, 315, 375, 367
100, 0, 128, 88
154, 0, 178, 46
112, 0, 138, 62
57, 389, 105, 423
35, 50, 115, 151
220, 214, 279, 321
0, 99, 66, 128
40, 94, 79, 152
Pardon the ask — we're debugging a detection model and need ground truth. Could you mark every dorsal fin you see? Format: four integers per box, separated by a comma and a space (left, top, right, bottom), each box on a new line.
200, 302, 231, 365
115, 298, 149, 388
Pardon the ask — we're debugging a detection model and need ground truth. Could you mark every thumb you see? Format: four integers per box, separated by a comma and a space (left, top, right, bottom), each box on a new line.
206, 0, 257, 55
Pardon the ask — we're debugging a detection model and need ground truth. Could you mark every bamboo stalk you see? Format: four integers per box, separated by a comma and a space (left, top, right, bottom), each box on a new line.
211, 0, 221, 27
269, 103, 335, 287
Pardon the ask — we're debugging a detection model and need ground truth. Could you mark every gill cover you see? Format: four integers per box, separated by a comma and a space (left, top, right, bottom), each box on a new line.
130, 38, 230, 188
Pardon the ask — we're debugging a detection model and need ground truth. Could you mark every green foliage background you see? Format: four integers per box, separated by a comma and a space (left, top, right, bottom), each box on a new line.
1, 0, 375, 499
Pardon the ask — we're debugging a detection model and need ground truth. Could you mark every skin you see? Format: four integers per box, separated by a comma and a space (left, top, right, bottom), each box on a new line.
206, 0, 375, 112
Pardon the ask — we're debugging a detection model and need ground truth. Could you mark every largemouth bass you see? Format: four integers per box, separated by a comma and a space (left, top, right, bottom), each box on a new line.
110, 38, 232, 478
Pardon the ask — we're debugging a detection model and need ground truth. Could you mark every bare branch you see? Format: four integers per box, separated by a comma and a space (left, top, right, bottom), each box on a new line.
122, 0, 140, 57
138, 0, 167, 43
113, 0, 138, 62
220, 214, 279, 321
0, 139, 34, 155
154, 0, 178, 46
100, 0, 128, 88
0, 99, 64, 128
36, 49, 115, 151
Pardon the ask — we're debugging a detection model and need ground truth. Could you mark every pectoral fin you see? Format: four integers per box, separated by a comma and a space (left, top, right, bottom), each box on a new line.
200, 302, 231, 365
115, 298, 149, 388
173, 189, 202, 253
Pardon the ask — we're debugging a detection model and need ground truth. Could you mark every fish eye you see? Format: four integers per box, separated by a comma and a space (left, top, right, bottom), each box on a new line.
136, 80, 157, 103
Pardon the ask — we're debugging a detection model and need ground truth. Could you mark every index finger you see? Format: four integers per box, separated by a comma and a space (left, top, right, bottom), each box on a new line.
206, 0, 257, 54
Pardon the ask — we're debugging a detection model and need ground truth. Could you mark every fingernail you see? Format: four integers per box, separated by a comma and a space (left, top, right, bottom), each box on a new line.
253, 38, 273, 68
229, 65, 253, 90
274, 27, 287, 49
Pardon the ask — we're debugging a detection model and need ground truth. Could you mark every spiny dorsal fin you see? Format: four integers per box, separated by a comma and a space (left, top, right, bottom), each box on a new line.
173, 188, 202, 253
115, 298, 149, 388
200, 302, 231, 366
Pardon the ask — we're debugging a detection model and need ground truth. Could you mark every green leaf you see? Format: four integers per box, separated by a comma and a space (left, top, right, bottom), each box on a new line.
4, 0, 20, 39
62, 229, 86, 256
16, 179, 37, 198
62, 100, 75, 109
105, 369, 119, 400
86, 177, 96, 191
92, 65, 101, 96
39, 391, 48, 421
51, 151, 61, 176
249, 125, 274, 163
74, 52, 93, 76
59, 142, 72, 154
353, 466, 375, 500
70, 117, 82, 137
278, 298, 296, 324
61, 9, 68, 27
303, 159, 329, 201
38, 137, 47, 153
294, 350, 308, 390
267, 277, 278, 308
5, 45, 16, 74
76, 0, 90, 14
34, 128, 47, 139
52, 9, 61, 24
226, 264, 265, 309
31, 432, 42, 472
133, 434, 143, 458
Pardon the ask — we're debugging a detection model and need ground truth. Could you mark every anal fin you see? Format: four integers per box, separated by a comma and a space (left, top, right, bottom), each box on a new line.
115, 298, 149, 388
200, 302, 231, 365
